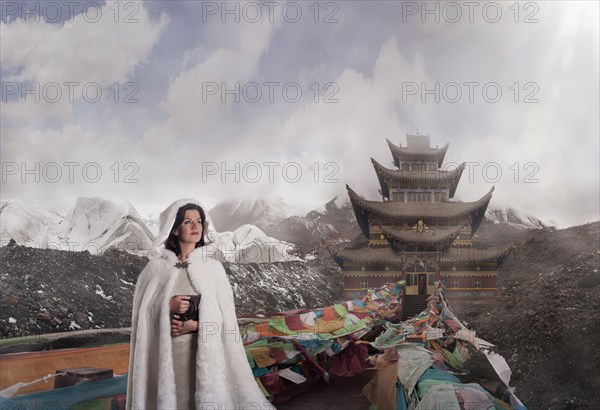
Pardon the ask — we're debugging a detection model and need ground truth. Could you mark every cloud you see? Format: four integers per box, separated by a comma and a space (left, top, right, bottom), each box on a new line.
142, 13, 278, 144
136, 35, 432, 213
0, 123, 172, 216
1, 1, 597, 228
0, 0, 169, 126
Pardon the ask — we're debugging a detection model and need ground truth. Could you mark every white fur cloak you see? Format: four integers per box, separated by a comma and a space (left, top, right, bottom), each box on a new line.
126, 199, 275, 410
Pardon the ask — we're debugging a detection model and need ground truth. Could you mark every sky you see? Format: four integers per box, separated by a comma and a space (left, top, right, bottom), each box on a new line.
1, 0, 598, 228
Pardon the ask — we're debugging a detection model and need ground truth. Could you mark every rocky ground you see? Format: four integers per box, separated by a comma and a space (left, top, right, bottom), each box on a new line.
0, 245, 145, 336
463, 221, 600, 409
0, 242, 343, 338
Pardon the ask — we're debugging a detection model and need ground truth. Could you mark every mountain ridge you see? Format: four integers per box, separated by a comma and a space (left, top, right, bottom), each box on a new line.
1, 196, 559, 257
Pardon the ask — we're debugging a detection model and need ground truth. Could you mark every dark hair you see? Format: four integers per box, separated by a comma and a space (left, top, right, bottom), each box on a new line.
165, 203, 207, 256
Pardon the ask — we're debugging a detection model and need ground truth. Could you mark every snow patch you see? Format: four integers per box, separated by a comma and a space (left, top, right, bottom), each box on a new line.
95, 285, 113, 301
69, 321, 82, 330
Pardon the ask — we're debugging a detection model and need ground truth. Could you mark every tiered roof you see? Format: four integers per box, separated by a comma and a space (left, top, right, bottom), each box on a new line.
347, 184, 493, 237
371, 158, 465, 199
386, 137, 449, 167
379, 224, 464, 248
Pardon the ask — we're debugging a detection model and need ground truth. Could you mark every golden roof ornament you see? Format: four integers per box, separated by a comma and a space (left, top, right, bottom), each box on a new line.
412, 219, 429, 233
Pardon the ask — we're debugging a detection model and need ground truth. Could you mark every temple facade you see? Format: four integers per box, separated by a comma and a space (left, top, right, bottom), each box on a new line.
328, 134, 513, 307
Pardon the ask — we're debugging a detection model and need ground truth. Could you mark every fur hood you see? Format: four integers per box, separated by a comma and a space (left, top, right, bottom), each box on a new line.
147, 198, 218, 259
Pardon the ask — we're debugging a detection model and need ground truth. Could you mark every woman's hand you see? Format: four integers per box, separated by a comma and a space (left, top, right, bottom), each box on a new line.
170, 316, 198, 337
169, 295, 190, 314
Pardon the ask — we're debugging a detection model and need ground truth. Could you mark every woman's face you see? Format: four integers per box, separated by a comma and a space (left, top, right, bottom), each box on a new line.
174, 209, 203, 245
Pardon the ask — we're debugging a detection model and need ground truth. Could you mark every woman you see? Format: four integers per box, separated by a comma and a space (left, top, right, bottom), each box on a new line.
126, 198, 275, 410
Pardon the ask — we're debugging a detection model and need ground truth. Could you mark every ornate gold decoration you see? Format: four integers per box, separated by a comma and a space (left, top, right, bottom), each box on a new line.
412, 219, 429, 233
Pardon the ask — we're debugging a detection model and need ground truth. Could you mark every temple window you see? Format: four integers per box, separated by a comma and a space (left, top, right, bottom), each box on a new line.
451, 278, 459, 288
360, 278, 368, 289
474, 278, 481, 288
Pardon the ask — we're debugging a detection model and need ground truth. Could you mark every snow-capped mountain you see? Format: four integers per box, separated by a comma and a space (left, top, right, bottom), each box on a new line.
474, 206, 555, 245
210, 224, 299, 264
1, 198, 298, 262
1, 198, 154, 255
0, 201, 64, 246
485, 207, 554, 230
57, 197, 155, 255
208, 194, 355, 245
209, 196, 298, 233
305, 194, 360, 240
268, 216, 338, 244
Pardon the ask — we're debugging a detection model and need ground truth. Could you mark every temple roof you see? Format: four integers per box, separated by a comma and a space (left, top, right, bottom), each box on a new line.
441, 244, 515, 264
326, 243, 515, 267
380, 224, 464, 247
386, 137, 449, 167
347, 185, 493, 219
348, 185, 492, 238
371, 158, 465, 198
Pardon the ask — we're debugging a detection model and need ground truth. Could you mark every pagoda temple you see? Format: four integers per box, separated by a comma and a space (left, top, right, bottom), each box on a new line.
328, 134, 513, 311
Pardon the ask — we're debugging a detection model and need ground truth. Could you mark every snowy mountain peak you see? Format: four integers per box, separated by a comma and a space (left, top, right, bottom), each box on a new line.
209, 196, 298, 233
485, 207, 555, 230
325, 194, 352, 213
0, 200, 64, 246
60, 197, 154, 254
267, 215, 338, 244
332, 194, 351, 210
1, 197, 154, 255
208, 223, 298, 264
66, 197, 137, 230
232, 224, 270, 245
310, 193, 351, 215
